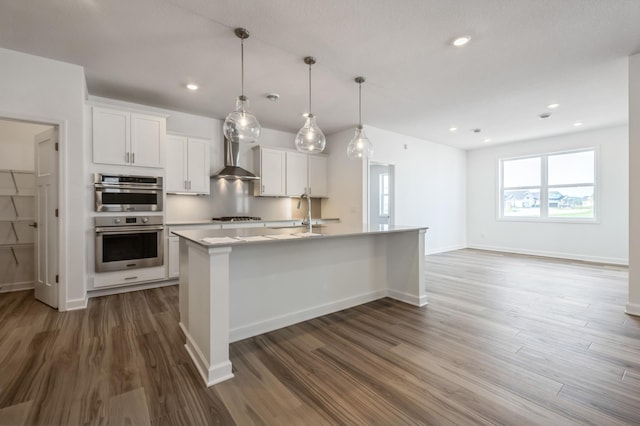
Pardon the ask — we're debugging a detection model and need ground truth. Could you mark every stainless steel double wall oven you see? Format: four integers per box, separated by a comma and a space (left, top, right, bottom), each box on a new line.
94, 174, 164, 273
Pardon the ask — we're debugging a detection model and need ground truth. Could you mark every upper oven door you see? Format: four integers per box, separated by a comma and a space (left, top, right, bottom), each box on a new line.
95, 186, 163, 212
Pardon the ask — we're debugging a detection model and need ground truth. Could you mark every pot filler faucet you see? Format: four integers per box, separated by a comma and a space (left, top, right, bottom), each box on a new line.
297, 189, 312, 234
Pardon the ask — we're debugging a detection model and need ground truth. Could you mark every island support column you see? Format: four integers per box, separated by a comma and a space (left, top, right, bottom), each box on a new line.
386, 228, 427, 307
182, 241, 234, 386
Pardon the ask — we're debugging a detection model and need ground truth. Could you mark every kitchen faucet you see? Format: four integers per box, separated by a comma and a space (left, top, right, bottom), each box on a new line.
297, 189, 312, 234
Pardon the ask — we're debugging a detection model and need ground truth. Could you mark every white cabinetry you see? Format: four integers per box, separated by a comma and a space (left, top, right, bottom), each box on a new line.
285, 152, 308, 196
308, 154, 328, 197
168, 236, 180, 278
253, 147, 286, 196
92, 106, 166, 168
253, 146, 328, 197
166, 134, 210, 194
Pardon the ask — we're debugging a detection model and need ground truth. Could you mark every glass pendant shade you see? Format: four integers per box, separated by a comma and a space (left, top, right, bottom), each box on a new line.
223, 96, 261, 144
347, 76, 373, 160
346, 125, 373, 159
223, 28, 261, 144
295, 114, 326, 152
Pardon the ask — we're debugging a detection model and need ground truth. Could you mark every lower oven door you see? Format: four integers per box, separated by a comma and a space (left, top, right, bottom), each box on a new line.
95, 225, 164, 272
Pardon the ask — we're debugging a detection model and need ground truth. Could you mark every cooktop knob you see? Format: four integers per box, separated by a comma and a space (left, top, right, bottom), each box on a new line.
141, 217, 149, 223
114, 218, 121, 224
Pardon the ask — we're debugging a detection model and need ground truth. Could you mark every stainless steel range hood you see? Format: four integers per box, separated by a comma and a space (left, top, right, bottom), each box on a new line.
212, 137, 259, 180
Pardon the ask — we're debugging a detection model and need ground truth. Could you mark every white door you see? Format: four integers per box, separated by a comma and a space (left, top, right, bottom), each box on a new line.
34, 128, 58, 308
369, 164, 394, 226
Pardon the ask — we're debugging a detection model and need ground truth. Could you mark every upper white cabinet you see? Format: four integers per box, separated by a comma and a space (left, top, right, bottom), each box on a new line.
307, 154, 328, 197
285, 151, 308, 196
253, 147, 286, 196
166, 134, 210, 194
253, 146, 328, 197
92, 106, 166, 168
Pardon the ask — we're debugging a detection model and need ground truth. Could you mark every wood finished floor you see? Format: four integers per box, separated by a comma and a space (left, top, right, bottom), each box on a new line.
1, 249, 639, 425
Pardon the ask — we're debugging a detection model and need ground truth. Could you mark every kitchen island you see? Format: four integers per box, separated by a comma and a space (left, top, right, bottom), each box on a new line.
173, 223, 428, 386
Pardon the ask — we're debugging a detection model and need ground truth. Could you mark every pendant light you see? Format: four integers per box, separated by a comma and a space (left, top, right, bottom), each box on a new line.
223, 28, 261, 144
295, 56, 326, 153
346, 76, 373, 160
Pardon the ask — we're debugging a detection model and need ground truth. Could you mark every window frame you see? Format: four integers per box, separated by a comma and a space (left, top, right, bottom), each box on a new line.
498, 147, 599, 223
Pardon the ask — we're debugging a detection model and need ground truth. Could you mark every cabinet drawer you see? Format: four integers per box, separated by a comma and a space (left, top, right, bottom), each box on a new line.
93, 265, 166, 288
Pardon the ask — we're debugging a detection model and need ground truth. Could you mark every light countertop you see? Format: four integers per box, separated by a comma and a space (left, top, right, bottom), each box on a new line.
167, 218, 340, 226
172, 223, 428, 247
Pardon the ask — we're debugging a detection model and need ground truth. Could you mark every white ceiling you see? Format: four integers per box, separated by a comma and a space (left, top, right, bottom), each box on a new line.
1, 0, 639, 150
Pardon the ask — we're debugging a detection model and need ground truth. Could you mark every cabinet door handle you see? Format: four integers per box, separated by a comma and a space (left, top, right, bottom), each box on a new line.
125, 152, 130, 163
131, 152, 135, 164
124, 276, 139, 281
184, 180, 188, 190
188, 180, 191, 190
262, 185, 265, 193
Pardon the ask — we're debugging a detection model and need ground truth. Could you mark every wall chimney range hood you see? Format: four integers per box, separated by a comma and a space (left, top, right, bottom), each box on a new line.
212, 138, 259, 180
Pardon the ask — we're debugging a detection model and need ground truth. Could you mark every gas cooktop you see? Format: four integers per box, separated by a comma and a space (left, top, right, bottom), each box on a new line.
212, 216, 262, 222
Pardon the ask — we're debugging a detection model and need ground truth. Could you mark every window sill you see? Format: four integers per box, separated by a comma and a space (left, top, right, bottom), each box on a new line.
497, 216, 599, 225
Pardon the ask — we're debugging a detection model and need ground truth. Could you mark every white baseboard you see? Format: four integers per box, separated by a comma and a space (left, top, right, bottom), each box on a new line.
387, 288, 428, 307
467, 243, 628, 266
425, 244, 467, 256
229, 289, 387, 343
184, 330, 234, 386
87, 279, 177, 299
626, 303, 640, 317
65, 297, 88, 311
0, 281, 34, 293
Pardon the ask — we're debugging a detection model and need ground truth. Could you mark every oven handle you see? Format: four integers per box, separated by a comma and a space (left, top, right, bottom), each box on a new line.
95, 225, 164, 234
94, 184, 162, 191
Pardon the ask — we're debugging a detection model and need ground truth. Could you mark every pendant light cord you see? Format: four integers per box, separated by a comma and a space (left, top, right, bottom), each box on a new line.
358, 81, 362, 126
240, 37, 245, 99
308, 62, 312, 115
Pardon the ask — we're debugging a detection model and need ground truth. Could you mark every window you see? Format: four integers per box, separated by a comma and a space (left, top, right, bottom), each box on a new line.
500, 148, 596, 221
379, 172, 389, 217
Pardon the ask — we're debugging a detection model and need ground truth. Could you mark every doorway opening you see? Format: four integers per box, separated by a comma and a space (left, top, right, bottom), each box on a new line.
0, 118, 58, 308
369, 163, 394, 226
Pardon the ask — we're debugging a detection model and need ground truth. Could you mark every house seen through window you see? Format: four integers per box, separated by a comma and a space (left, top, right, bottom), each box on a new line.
500, 148, 596, 220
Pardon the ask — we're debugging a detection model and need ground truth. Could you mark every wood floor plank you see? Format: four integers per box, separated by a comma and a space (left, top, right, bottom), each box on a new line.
1, 249, 640, 424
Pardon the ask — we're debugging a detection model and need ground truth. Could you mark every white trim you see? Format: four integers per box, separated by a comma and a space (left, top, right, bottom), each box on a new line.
65, 296, 88, 311
626, 303, 640, 317
184, 330, 234, 386
387, 288, 428, 307
425, 243, 467, 255
0, 281, 34, 293
229, 289, 387, 342
467, 244, 628, 266
87, 279, 176, 299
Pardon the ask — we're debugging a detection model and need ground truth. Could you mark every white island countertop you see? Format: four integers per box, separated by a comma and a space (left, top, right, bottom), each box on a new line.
172, 223, 428, 247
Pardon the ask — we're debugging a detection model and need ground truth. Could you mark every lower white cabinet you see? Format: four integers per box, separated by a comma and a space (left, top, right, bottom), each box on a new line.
93, 266, 166, 288
168, 236, 180, 278
166, 134, 210, 194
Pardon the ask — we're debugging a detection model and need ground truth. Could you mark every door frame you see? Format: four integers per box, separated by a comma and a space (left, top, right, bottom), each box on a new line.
0, 110, 66, 310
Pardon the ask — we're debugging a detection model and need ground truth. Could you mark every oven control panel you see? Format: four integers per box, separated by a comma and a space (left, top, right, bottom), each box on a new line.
95, 216, 163, 227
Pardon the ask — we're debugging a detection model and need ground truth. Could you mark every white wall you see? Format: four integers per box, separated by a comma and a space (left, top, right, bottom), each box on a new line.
467, 125, 628, 264
0, 120, 52, 170
323, 125, 467, 254
628, 53, 640, 315
0, 47, 87, 309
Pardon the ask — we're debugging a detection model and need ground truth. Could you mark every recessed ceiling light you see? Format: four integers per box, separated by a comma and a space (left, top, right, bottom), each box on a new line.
573, 122, 583, 127
452, 36, 471, 47
483, 138, 492, 143
539, 113, 552, 119
449, 127, 458, 132
472, 128, 481, 133
186, 83, 199, 91
547, 103, 559, 109
266, 93, 280, 102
